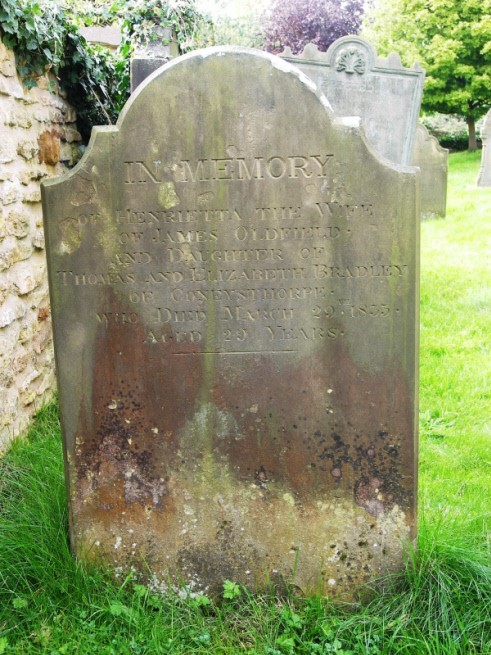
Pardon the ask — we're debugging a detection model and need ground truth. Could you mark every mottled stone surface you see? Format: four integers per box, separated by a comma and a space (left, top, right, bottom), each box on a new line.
280, 37, 425, 166
42, 47, 419, 597
79, 26, 121, 50
477, 109, 491, 187
0, 37, 81, 450
413, 124, 448, 218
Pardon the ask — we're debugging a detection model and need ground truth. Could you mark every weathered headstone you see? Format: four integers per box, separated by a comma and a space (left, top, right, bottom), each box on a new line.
477, 109, 491, 187
79, 26, 121, 51
42, 47, 419, 597
130, 27, 179, 93
280, 36, 425, 166
413, 124, 448, 218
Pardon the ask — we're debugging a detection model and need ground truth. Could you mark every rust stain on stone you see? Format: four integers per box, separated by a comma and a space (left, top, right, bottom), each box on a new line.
212, 338, 414, 519
37, 306, 50, 321
71, 288, 206, 553
70, 303, 414, 594
38, 129, 60, 165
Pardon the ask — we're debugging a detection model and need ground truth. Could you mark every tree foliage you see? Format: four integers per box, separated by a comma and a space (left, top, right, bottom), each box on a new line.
111, 0, 212, 119
363, 0, 491, 150
261, 0, 365, 54
0, 0, 210, 140
0, 0, 120, 139
198, 0, 266, 49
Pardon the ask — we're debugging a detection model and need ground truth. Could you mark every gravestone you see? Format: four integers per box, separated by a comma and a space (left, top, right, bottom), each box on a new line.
412, 124, 448, 218
42, 47, 419, 597
130, 27, 179, 92
477, 109, 491, 187
79, 26, 121, 51
280, 36, 425, 165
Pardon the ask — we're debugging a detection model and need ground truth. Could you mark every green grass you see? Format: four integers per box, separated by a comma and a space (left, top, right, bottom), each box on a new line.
419, 151, 491, 529
1, 151, 490, 654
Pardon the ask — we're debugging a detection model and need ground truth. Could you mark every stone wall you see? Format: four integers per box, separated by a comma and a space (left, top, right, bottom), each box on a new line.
0, 39, 81, 450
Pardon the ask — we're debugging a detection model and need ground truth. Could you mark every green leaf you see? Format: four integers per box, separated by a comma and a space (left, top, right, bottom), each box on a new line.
223, 579, 242, 599
193, 593, 211, 606
133, 583, 148, 597
109, 601, 126, 616
12, 597, 28, 609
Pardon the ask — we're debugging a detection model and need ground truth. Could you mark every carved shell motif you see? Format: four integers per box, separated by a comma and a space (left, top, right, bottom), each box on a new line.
335, 48, 366, 75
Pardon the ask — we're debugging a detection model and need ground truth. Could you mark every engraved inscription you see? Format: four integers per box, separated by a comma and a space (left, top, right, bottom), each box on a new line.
57, 150, 411, 353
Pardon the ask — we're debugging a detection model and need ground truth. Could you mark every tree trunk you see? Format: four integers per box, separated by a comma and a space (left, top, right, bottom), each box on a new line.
467, 115, 477, 151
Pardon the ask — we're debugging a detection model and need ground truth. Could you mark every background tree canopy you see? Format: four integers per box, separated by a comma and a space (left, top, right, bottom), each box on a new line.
3, 0, 489, 150
261, 0, 364, 54
363, 0, 491, 150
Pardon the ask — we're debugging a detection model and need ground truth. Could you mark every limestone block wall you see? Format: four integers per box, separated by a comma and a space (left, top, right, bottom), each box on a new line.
0, 39, 82, 450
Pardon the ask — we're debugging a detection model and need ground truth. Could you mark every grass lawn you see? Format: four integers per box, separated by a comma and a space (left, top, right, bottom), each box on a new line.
0, 151, 490, 654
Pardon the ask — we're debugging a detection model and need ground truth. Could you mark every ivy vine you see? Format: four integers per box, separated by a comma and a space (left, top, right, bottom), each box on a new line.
115, 0, 212, 118
0, 0, 211, 141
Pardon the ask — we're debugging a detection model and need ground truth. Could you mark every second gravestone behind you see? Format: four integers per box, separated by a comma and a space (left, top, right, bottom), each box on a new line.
42, 48, 419, 596
281, 36, 425, 166
477, 109, 491, 187
413, 124, 448, 218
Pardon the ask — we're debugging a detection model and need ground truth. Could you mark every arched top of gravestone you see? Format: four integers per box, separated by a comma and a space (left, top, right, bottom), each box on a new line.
477, 108, 491, 187
279, 35, 423, 75
45, 45, 414, 200
481, 108, 491, 137
120, 46, 335, 122
415, 124, 449, 157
